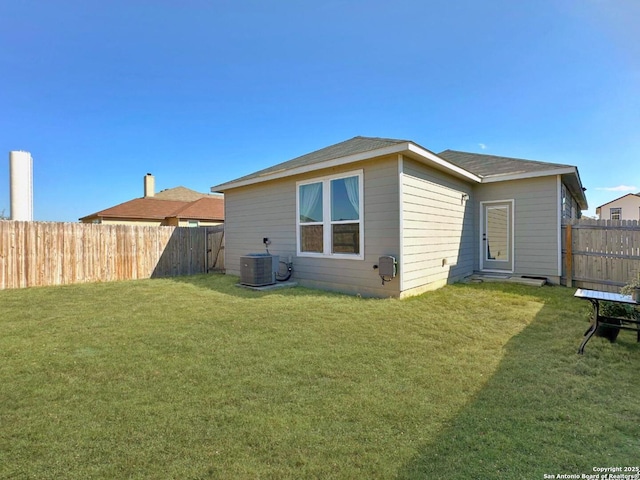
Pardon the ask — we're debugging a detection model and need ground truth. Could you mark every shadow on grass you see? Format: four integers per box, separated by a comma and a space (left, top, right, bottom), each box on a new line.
398, 283, 640, 479
163, 272, 378, 301
146, 276, 640, 478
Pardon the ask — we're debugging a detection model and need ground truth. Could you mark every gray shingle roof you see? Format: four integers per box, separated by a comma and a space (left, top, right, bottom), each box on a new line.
211, 136, 585, 209
437, 150, 573, 179
222, 136, 409, 186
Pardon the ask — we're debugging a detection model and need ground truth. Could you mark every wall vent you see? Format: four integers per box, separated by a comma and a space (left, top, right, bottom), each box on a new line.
240, 254, 278, 287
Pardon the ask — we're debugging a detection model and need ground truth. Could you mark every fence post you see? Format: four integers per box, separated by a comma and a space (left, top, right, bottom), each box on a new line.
566, 223, 573, 288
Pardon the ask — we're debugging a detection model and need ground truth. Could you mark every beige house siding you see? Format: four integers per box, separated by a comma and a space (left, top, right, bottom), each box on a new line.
224, 181, 297, 277
91, 218, 164, 227
597, 195, 640, 221
400, 158, 475, 296
175, 219, 223, 227
224, 155, 569, 296
224, 155, 402, 297
474, 176, 560, 282
88, 218, 222, 227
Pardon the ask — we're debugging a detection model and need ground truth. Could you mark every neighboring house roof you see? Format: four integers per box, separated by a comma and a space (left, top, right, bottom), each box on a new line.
80, 191, 224, 222
154, 186, 212, 202
211, 136, 588, 209
170, 197, 225, 220
595, 193, 640, 213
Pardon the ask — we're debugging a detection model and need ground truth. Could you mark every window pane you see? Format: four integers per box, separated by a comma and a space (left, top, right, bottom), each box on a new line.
331, 176, 359, 221
301, 225, 323, 253
299, 183, 323, 223
332, 223, 359, 254
486, 206, 508, 261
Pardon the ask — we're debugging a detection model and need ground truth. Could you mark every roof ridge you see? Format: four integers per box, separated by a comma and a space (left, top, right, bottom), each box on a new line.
141, 196, 191, 201
353, 135, 410, 143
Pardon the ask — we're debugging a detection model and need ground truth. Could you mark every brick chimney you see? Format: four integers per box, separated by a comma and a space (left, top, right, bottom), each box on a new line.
144, 173, 155, 197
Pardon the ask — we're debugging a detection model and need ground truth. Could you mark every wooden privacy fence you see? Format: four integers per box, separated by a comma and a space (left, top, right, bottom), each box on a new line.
562, 218, 640, 292
0, 221, 225, 290
206, 225, 225, 272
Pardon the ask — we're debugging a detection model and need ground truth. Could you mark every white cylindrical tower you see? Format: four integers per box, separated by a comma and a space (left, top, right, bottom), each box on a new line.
9, 151, 34, 221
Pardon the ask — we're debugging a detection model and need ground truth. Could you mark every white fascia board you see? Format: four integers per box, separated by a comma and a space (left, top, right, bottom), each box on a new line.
480, 166, 577, 183
407, 144, 482, 183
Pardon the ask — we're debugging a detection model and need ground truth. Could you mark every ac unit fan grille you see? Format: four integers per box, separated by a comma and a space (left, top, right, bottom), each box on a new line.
240, 254, 278, 287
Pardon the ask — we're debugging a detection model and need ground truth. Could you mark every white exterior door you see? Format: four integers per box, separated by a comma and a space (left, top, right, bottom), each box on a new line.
480, 200, 514, 272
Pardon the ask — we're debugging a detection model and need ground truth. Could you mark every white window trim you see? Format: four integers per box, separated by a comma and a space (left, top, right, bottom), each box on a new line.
296, 169, 364, 260
479, 199, 515, 274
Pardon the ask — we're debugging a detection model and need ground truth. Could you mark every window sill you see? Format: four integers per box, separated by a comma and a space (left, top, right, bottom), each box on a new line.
297, 252, 365, 261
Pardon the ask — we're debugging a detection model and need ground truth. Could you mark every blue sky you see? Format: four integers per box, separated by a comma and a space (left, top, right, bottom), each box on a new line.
0, 0, 638, 221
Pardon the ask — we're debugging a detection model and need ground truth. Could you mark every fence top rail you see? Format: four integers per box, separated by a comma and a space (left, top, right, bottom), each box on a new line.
563, 219, 640, 228
564, 224, 640, 231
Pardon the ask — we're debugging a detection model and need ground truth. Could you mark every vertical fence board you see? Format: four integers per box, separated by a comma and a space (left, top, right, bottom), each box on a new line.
206, 226, 225, 272
0, 220, 7, 288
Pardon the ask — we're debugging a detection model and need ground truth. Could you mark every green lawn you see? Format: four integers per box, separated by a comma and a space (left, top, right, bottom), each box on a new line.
1, 275, 639, 479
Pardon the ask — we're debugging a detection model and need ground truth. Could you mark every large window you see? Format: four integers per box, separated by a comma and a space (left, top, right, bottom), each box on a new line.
297, 171, 363, 258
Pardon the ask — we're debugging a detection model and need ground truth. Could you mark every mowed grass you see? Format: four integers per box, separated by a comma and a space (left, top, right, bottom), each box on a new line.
1, 275, 639, 479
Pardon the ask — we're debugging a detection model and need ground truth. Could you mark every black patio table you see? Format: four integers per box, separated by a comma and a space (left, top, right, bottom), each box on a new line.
574, 288, 640, 354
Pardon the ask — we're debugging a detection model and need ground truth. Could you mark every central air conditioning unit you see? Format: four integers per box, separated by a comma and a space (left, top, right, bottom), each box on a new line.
240, 254, 279, 287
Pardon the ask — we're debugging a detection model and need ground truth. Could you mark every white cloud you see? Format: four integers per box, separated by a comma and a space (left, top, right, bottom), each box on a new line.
594, 185, 638, 192
478, 143, 487, 150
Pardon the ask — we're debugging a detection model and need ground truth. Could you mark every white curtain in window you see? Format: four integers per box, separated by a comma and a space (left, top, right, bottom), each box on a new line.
344, 176, 359, 218
300, 182, 322, 222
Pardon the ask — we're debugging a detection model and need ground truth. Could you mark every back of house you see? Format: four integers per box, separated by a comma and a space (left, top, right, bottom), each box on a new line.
212, 136, 587, 298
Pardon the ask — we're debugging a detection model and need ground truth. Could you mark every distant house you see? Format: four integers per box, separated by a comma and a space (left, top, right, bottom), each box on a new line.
211, 136, 587, 298
596, 193, 640, 221
80, 174, 224, 226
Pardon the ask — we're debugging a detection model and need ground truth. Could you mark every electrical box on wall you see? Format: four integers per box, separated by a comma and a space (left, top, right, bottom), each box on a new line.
378, 256, 397, 284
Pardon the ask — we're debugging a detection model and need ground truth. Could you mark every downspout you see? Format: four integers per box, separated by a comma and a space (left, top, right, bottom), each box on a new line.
398, 154, 404, 294
557, 175, 563, 279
